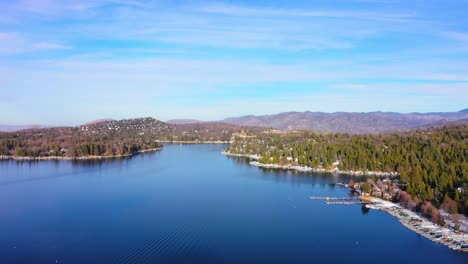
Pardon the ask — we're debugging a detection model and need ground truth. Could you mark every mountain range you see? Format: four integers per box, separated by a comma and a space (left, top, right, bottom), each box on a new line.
221, 109, 468, 134
2, 109, 467, 134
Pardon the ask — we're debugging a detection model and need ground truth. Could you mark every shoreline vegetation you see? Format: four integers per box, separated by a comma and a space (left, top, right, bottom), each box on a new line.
226, 124, 468, 234
222, 151, 398, 176
0, 148, 162, 161
0, 140, 231, 161
0, 141, 231, 161
360, 196, 468, 253
224, 150, 468, 253
0, 118, 262, 161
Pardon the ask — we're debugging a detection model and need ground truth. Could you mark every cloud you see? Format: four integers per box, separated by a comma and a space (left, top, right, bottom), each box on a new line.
197, 3, 416, 21
68, 5, 359, 51
0, 32, 25, 54
0, 32, 16, 40
1, 1, 468, 123
0, 32, 72, 53
0, 1, 461, 54
5, 56, 468, 97
1, 1, 425, 52
32, 42, 72, 50
2, 55, 467, 123
330, 82, 468, 95
444, 31, 468, 41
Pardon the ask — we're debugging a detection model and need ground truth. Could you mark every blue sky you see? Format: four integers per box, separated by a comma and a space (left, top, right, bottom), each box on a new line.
1, 0, 467, 125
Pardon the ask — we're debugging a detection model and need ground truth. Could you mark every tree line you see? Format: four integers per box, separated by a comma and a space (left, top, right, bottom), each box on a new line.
227, 124, 468, 215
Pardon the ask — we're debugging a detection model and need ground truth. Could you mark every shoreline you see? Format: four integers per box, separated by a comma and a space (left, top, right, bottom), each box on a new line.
222, 151, 261, 160
223, 151, 398, 177
228, 151, 467, 253
360, 196, 468, 253
0, 148, 162, 161
0, 141, 229, 161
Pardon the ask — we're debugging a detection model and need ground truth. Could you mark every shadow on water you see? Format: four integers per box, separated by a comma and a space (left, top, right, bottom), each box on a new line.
0, 151, 163, 186
226, 155, 370, 188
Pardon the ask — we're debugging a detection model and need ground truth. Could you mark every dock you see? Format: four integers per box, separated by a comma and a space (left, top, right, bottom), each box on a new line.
309, 196, 363, 205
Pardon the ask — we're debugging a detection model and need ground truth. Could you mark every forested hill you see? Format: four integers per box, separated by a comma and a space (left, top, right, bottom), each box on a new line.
222, 110, 468, 134
0, 118, 264, 158
2, 117, 467, 214
226, 124, 468, 215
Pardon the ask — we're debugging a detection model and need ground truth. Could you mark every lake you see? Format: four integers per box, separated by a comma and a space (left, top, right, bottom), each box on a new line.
0, 144, 466, 263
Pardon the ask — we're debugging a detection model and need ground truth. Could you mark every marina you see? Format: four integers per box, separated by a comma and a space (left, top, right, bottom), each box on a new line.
309, 196, 358, 201
308, 194, 468, 252
361, 196, 468, 253
309, 196, 367, 205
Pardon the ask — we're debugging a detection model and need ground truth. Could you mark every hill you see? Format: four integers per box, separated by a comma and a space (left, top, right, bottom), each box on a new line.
222, 110, 468, 134
0, 118, 263, 158
227, 123, 468, 215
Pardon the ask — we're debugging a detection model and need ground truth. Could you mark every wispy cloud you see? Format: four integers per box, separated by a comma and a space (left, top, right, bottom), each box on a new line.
1, 1, 463, 53
331, 82, 468, 95
0, 1, 467, 123
0, 32, 25, 54
0, 1, 432, 52
0, 31, 72, 53
32, 42, 72, 50
3, 0, 143, 15
444, 31, 468, 41
197, 3, 416, 21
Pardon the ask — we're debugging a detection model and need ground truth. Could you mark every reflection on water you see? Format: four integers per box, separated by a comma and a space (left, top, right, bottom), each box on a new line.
361, 205, 370, 215
226, 155, 370, 188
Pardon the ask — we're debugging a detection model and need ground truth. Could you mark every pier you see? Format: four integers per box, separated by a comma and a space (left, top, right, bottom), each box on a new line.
309, 196, 363, 205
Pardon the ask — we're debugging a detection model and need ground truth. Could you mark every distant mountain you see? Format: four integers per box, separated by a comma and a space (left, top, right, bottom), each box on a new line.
166, 119, 205, 124
77, 117, 264, 142
0, 124, 48, 132
222, 109, 468, 134
419, 117, 468, 129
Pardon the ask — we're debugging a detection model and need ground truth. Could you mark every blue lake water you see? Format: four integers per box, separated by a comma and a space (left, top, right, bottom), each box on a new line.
0, 144, 466, 264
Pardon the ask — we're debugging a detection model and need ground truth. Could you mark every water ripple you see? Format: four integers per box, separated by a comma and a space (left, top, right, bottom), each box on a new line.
98, 205, 214, 264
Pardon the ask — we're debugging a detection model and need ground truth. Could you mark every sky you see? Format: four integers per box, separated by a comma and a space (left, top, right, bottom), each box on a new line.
1, 0, 468, 125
